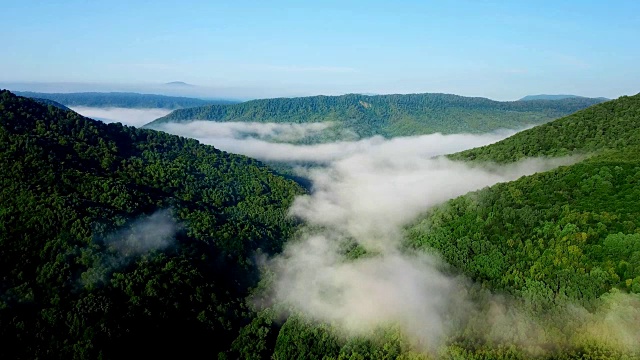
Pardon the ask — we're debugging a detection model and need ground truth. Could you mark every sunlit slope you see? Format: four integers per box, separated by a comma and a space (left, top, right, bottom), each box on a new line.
450, 93, 640, 162
410, 92, 640, 300
145, 93, 605, 139
0, 90, 303, 358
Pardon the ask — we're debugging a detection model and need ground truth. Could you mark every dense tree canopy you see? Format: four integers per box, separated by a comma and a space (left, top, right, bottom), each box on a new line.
402, 93, 640, 358
0, 90, 302, 358
263, 94, 640, 359
450, 93, 640, 162
2, 89, 638, 359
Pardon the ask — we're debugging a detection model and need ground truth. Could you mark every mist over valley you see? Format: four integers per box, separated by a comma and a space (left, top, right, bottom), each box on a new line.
2, 1, 640, 358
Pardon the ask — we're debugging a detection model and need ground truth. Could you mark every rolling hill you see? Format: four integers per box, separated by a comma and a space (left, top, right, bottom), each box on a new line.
145, 93, 606, 141
14, 91, 240, 109
3, 88, 639, 359
223, 94, 640, 359
404, 93, 640, 357
450, 93, 640, 162
0, 90, 302, 358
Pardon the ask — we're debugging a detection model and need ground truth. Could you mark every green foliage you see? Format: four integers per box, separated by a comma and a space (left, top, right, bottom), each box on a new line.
15, 91, 239, 109
146, 93, 605, 141
271, 92, 640, 360
410, 150, 640, 304
3, 88, 638, 359
421, 93, 640, 301
450, 93, 640, 162
402, 93, 640, 357
0, 90, 303, 358
272, 315, 341, 360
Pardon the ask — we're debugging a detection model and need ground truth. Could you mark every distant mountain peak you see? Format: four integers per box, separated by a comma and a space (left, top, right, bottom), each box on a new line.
164, 81, 193, 87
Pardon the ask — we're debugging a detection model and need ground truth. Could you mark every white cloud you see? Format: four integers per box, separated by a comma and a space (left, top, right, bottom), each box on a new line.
154, 121, 520, 162
69, 106, 172, 127
152, 120, 639, 354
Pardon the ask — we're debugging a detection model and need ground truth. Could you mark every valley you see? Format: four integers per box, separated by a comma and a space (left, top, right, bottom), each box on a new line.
0, 89, 638, 359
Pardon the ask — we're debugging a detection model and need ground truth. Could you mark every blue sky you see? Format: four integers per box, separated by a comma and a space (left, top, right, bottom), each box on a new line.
2, 0, 639, 100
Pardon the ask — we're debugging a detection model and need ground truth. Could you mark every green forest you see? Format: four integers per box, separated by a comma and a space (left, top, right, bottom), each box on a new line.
0, 90, 302, 358
404, 93, 640, 358
1, 90, 639, 359
15, 91, 239, 109
250, 94, 640, 359
146, 93, 605, 141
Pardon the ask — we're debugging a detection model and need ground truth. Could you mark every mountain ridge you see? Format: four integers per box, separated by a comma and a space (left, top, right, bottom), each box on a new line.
450, 92, 640, 162
0, 89, 303, 358
146, 92, 607, 141
14, 91, 240, 109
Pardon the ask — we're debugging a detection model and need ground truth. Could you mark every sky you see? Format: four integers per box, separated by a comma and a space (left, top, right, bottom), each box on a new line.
1, 0, 639, 100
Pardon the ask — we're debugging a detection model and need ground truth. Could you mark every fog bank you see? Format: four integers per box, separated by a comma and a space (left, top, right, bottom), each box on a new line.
70, 106, 172, 127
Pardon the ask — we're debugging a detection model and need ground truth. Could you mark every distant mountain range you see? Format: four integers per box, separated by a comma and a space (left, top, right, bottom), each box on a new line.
164, 81, 194, 87
146, 93, 608, 141
519, 94, 609, 101
14, 91, 240, 109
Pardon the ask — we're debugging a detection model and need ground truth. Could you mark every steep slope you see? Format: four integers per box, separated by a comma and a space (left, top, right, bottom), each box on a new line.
0, 90, 303, 358
233, 95, 640, 360
404, 93, 640, 356
145, 93, 606, 140
451, 93, 640, 162
15, 91, 239, 109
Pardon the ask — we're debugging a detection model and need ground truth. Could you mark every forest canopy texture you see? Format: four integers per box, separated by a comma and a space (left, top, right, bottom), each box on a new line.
0, 90, 302, 358
146, 93, 605, 141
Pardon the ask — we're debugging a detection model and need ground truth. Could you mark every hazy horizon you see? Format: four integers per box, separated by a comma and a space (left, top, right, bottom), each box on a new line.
0, 81, 624, 103
2, 1, 639, 101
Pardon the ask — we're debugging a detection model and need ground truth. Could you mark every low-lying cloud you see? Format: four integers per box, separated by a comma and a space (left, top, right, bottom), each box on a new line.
70, 106, 172, 127
154, 120, 519, 163
152, 119, 639, 354
156, 120, 338, 143
262, 153, 578, 351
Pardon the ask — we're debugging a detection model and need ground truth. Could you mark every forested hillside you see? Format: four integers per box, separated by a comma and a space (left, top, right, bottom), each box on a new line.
403, 93, 640, 358
258, 94, 640, 360
3, 88, 638, 359
0, 90, 303, 358
15, 91, 239, 109
451, 93, 640, 162
145, 93, 605, 140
